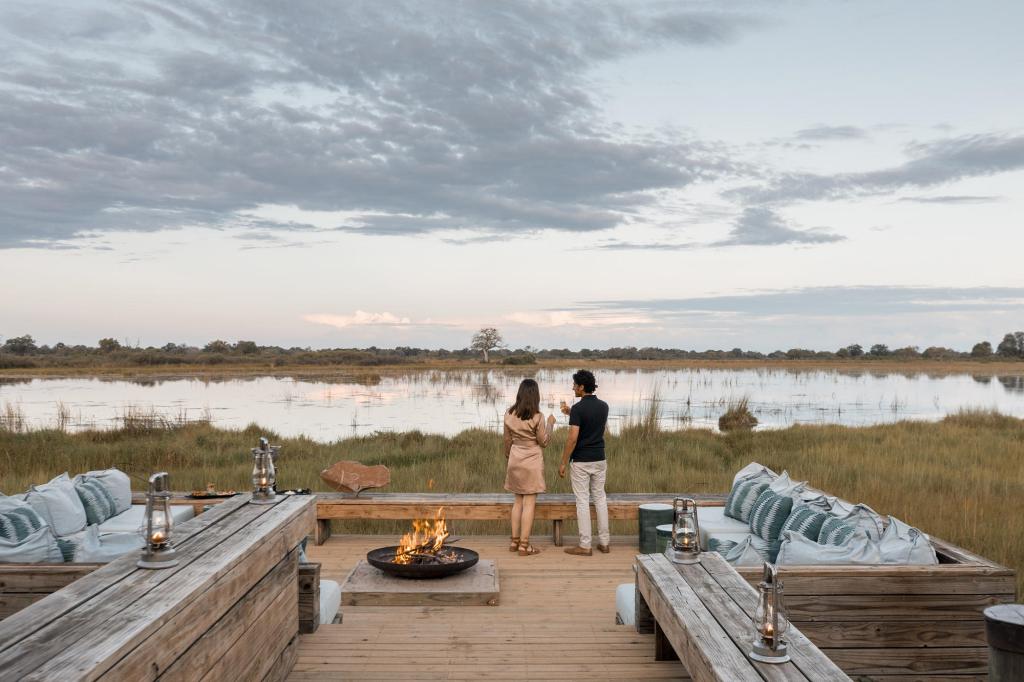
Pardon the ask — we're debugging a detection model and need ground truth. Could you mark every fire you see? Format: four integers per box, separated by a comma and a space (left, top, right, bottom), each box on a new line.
395, 507, 452, 564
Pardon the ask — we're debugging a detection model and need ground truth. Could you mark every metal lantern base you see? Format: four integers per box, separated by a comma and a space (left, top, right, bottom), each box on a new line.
668, 548, 701, 564
749, 640, 790, 664
250, 491, 278, 505
138, 547, 179, 569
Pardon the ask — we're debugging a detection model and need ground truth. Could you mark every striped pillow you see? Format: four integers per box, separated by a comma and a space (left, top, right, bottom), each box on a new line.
724, 480, 770, 522
819, 517, 857, 546
708, 537, 738, 555
748, 489, 794, 542
722, 535, 780, 566
0, 505, 48, 543
74, 478, 119, 526
780, 505, 829, 542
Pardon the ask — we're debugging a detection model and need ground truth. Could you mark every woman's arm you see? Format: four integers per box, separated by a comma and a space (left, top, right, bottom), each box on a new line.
535, 413, 552, 448
503, 421, 513, 459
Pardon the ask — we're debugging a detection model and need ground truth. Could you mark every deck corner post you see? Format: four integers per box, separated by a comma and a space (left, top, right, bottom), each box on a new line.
315, 519, 332, 545
986, 604, 1024, 681
552, 519, 563, 546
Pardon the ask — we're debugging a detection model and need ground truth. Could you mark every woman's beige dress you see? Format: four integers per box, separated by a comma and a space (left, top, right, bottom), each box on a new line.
503, 412, 550, 494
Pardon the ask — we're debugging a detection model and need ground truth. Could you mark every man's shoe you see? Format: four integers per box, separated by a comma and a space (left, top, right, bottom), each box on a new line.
596, 544, 610, 553
564, 546, 592, 556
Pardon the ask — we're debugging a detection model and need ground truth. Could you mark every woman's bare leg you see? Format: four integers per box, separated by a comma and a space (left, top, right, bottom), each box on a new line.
511, 494, 524, 540
520, 494, 537, 542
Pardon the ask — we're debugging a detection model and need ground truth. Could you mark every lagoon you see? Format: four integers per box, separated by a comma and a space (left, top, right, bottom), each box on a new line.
3, 367, 1023, 441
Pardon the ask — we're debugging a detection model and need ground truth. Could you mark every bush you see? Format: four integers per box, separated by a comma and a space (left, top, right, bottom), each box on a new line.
718, 398, 758, 432
501, 353, 536, 365
0, 353, 36, 369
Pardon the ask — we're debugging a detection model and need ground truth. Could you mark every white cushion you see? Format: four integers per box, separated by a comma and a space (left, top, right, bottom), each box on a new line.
798, 491, 832, 511
832, 503, 884, 541
768, 471, 808, 499
722, 535, 771, 567
777, 529, 880, 565
96, 504, 194, 535
879, 516, 938, 565
63, 525, 144, 563
76, 469, 132, 514
732, 462, 778, 486
705, 530, 753, 552
319, 579, 342, 625
615, 583, 635, 626
696, 506, 751, 547
827, 496, 856, 516
0, 525, 63, 563
23, 473, 87, 537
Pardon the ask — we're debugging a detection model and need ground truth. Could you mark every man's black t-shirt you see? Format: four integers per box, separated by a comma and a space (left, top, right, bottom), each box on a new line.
568, 394, 609, 462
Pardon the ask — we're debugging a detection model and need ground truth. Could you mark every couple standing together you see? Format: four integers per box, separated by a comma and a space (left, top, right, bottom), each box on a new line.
502, 369, 610, 557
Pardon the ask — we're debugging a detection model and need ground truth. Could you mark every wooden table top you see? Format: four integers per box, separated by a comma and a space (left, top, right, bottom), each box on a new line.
637, 551, 852, 681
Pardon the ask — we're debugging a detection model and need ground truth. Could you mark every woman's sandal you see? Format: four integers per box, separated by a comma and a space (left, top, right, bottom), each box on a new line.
518, 539, 541, 556
509, 536, 520, 552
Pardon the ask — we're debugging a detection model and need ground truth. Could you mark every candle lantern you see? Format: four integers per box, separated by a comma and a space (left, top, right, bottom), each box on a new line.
669, 497, 701, 564
750, 562, 790, 663
250, 436, 279, 504
137, 472, 178, 569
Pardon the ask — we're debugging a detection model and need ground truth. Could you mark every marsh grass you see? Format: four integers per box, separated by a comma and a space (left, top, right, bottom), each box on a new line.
719, 396, 758, 431
0, 409, 1021, 596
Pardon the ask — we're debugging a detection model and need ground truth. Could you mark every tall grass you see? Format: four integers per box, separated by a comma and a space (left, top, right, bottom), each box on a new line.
0, 409, 1021, 596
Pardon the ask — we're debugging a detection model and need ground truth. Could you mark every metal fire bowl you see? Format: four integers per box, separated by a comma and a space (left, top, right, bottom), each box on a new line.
366, 546, 480, 579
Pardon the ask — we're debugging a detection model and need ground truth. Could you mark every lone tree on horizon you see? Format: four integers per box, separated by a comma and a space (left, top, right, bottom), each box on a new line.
471, 327, 504, 363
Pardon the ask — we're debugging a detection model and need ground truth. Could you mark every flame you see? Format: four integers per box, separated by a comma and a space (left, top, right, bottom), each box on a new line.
395, 507, 450, 564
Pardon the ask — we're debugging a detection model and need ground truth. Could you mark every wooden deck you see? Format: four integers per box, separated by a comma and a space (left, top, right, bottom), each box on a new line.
294, 535, 690, 681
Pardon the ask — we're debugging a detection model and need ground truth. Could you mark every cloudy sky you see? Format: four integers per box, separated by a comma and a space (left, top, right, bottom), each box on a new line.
2, 0, 1022, 352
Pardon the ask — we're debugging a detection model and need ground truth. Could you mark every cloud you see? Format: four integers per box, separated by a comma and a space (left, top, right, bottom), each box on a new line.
898, 194, 1001, 204
504, 310, 654, 328
734, 132, 1024, 203
579, 285, 1024, 318
793, 125, 867, 141
599, 207, 843, 249
304, 311, 412, 328
0, 1, 761, 248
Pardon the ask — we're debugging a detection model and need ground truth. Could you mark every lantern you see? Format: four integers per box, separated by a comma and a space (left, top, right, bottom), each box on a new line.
750, 562, 790, 663
251, 437, 278, 504
669, 497, 701, 564
137, 472, 178, 569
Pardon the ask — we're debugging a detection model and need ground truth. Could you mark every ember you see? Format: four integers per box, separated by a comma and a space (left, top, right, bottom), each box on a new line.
394, 507, 452, 565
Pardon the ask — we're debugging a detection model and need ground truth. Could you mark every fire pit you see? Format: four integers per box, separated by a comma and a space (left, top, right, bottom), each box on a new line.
367, 507, 480, 580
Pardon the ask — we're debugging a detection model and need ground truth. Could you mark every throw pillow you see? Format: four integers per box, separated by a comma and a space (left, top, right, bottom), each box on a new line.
722, 535, 779, 566
0, 497, 49, 543
779, 504, 829, 542
724, 480, 770, 523
23, 473, 88, 537
834, 503, 884, 541
0, 525, 64, 563
878, 516, 938, 565
708, 537, 738, 555
818, 517, 857, 546
74, 478, 119, 526
748, 489, 794, 542
731, 462, 778, 486
78, 469, 132, 514
768, 471, 808, 499
777, 529, 880, 566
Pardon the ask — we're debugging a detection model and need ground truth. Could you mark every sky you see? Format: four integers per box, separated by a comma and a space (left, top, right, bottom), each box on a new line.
1, 0, 1022, 352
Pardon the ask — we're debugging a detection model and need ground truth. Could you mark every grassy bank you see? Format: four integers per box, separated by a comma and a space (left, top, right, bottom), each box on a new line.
1, 413, 1022, 596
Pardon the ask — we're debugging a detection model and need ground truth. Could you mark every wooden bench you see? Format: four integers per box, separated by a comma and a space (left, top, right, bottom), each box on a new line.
0, 493, 314, 679
636, 552, 852, 681
312, 492, 728, 546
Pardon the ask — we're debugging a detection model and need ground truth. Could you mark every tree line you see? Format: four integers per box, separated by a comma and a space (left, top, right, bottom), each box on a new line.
1, 329, 1022, 369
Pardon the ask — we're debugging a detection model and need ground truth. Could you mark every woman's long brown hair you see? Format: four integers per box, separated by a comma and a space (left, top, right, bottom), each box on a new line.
508, 378, 541, 420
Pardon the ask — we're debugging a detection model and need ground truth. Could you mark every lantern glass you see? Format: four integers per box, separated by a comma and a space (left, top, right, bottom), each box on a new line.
250, 439, 278, 504
749, 562, 790, 663
138, 472, 179, 569
669, 497, 701, 564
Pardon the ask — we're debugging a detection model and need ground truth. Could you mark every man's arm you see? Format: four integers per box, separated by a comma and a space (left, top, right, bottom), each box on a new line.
559, 425, 579, 478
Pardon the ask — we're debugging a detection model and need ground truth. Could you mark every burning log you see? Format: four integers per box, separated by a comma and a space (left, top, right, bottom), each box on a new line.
394, 508, 452, 565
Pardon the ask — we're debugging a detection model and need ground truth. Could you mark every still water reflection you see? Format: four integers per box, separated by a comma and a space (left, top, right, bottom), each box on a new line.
2, 368, 1023, 442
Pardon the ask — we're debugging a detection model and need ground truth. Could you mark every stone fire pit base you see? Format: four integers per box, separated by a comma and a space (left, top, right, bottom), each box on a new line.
341, 559, 499, 606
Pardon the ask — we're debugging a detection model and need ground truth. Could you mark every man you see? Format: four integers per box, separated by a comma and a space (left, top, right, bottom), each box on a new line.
559, 369, 610, 556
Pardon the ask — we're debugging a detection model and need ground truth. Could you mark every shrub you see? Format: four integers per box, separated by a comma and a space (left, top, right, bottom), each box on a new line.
718, 398, 758, 432
501, 353, 536, 365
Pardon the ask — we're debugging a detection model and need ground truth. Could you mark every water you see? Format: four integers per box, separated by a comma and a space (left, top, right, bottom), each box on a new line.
2, 368, 1023, 442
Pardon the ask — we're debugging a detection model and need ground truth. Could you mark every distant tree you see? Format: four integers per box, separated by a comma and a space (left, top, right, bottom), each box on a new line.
891, 346, 920, 359
234, 340, 258, 354
2, 335, 37, 355
471, 327, 504, 363
203, 339, 231, 353
839, 344, 863, 358
996, 332, 1023, 358
97, 338, 121, 352
869, 344, 890, 357
971, 341, 993, 358
922, 346, 958, 359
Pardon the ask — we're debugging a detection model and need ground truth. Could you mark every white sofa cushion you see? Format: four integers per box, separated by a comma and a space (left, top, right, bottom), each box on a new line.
76, 469, 132, 515
832, 503, 884, 541
696, 506, 751, 547
0, 525, 64, 563
96, 504, 194, 535
732, 462, 778, 486
23, 473, 88, 537
879, 516, 938, 565
768, 471, 809, 501
61, 525, 144, 563
721, 534, 776, 567
777, 529, 880, 566
320, 579, 342, 625
615, 583, 635, 626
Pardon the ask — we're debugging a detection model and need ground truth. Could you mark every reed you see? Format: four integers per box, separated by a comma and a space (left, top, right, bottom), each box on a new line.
1, 410, 1021, 596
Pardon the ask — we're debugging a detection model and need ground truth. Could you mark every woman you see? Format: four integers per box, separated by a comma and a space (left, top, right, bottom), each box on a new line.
503, 378, 556, 556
